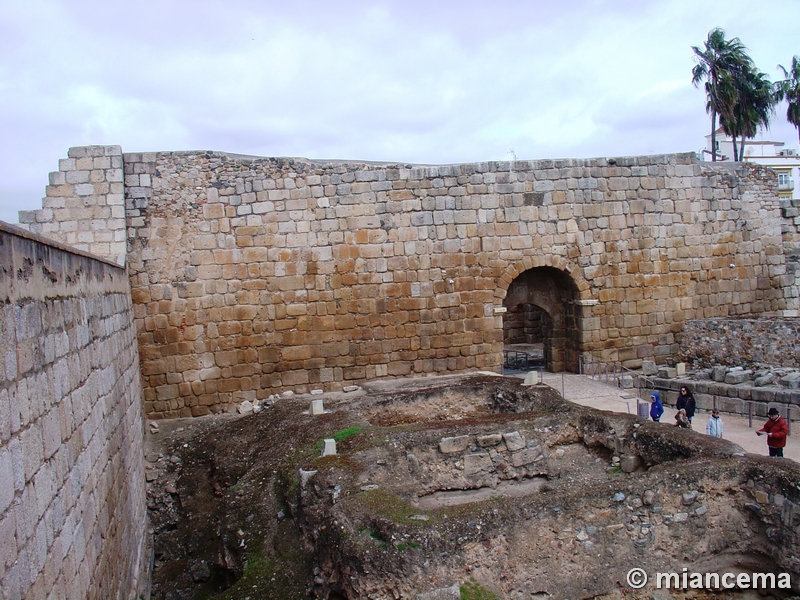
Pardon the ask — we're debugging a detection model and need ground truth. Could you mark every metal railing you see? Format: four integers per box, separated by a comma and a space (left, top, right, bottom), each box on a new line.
503, 349, 545, 370
579, 356, 655, 395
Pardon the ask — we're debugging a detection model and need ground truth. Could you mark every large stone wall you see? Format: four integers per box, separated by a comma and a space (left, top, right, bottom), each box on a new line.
18, 146, 800, 418
0, 222, 147, 598
122, 150, 797, 418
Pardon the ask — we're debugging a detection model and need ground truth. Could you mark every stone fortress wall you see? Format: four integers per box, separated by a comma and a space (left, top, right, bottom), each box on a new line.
18, 146, 800, 418
0, 223, 147, 599
18, 146, 127, 266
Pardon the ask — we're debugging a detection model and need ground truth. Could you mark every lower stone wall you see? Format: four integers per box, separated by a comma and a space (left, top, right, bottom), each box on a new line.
0, 222, 147, 599
679, 318, 800, 368
653, 376, 800, 418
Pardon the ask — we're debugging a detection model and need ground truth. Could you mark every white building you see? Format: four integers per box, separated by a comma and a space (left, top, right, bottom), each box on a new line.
702, 129, 800, 200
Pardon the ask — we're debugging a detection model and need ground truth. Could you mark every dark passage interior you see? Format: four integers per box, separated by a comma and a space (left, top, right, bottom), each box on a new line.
502, 266, 581, 372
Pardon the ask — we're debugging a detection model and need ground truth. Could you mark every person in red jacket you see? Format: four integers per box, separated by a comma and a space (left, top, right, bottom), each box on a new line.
757, 407, 789, 457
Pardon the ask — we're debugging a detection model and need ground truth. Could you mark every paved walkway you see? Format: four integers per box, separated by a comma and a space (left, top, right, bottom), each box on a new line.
527, 371, 800, 463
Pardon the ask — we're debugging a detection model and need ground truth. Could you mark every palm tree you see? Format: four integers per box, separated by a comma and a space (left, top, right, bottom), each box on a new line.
720, 66, 777, 160
777, 56, 800, 146
692, 28, 753, 161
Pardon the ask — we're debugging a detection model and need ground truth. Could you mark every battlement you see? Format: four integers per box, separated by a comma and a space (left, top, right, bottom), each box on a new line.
18, 145, 127, 265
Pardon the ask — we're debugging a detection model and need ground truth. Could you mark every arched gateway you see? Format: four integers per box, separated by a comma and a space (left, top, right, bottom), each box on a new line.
502, 267, 582, 372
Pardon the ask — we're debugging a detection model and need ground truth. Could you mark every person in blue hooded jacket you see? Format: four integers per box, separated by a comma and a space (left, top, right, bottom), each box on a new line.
649, 392, 664, 422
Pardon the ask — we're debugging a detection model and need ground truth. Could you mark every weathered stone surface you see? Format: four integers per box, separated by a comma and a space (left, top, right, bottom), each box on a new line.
407, 453, 421, 475
658, 367, 678, 379
755, 374, 776, 387
713, 366, 728, 382
503, 431, 526, 452
725, 370, 751, 385
780, 373, 800, 389
510, 446, 542, 467
464, 453, 494, 475
189, 560, 211, 583
414, 584, 460, 600
682, 490, 698, 505
641, 360, 657, 376
673, 512, 689, 522
620, 454, 643, 473
477, 434, 503, 448
439, 435, 471, 454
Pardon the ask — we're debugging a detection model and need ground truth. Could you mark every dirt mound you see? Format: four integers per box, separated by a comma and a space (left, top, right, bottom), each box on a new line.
145, 374, 800, 599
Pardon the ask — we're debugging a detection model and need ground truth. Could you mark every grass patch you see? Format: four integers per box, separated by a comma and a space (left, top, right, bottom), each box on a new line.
207, 522, 313, 600
333, 425, 363, 441
357, 525, 387, 549
310, 425, 365, 454
351, 488, 427, 523
460, 579, 502, 600
397, 540, 421, 552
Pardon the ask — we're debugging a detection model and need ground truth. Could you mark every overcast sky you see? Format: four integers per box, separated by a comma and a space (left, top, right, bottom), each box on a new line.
1, 0, 799, 223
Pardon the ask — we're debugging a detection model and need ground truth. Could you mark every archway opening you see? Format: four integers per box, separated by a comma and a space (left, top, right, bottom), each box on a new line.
502, 267, 581, 373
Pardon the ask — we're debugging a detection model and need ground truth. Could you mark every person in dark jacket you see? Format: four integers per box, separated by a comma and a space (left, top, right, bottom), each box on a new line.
649, 392, 664, 422
676, 386, 696, 423
757, 407, 789, 457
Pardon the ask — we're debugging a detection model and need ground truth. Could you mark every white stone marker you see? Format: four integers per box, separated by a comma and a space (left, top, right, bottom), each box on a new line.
522, 371, 538, 386
311, 399, 324, 415
322, 439, 337, 456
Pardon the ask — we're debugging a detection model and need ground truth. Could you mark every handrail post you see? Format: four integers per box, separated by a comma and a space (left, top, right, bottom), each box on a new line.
748, 402, 753, 428
787, 406, 791, 437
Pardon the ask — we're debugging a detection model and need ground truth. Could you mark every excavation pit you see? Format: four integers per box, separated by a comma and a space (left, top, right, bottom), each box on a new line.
145, 373, 800, 600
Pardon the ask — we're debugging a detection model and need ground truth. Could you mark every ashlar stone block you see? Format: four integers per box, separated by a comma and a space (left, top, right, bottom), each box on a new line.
439, 435, 470, 454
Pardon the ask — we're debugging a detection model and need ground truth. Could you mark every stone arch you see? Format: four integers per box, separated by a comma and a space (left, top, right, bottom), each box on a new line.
495, 256, 592, 300
498, 258, 587, 373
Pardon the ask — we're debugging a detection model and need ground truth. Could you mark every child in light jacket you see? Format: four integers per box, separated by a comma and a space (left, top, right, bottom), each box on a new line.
706, 409, 723, 438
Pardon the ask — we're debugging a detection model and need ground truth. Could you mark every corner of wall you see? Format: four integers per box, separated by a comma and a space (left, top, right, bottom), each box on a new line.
17, 145, 127, 266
